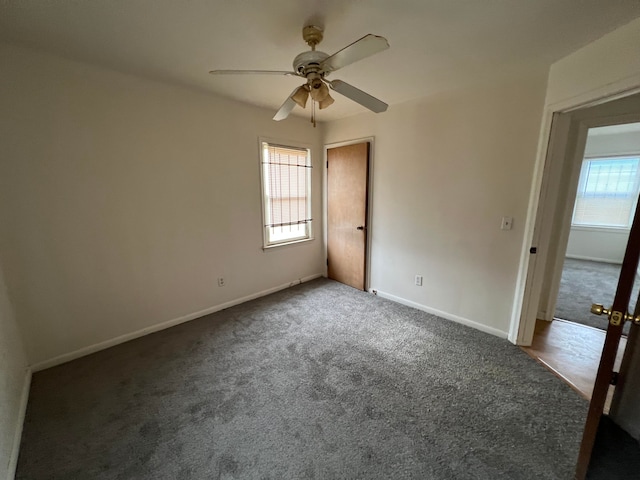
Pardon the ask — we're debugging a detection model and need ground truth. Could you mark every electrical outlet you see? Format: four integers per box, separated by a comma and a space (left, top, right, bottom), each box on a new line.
217, 277, 225, 287
415, 275, 423, 286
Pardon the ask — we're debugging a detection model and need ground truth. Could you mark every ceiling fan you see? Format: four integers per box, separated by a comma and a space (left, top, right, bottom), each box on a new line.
209, 25, 390, 125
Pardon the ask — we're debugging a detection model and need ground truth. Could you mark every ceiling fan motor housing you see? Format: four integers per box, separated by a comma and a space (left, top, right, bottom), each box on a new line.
293, 51, 329, 77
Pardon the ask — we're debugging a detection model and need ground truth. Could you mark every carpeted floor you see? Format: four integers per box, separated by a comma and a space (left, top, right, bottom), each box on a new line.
555, 258, 639, 335
17, 278, 588, 479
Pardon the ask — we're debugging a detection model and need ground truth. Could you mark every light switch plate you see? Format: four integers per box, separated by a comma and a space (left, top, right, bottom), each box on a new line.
501, 216, 513, 230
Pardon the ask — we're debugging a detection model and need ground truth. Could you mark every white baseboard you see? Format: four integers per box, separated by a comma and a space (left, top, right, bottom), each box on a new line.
31, 274, 323, 372
8, 367, 31, 479
565, 254, 622, 265
371, 289, 508, 339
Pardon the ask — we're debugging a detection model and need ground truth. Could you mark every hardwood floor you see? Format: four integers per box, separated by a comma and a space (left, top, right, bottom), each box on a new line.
521, 319, 627, 412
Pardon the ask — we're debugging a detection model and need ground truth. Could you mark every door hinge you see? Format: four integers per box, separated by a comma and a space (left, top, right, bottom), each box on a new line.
530, 247, 537, 254
326, 160, 329, 169
326, 258, 329, 266
611, 371, 620, 386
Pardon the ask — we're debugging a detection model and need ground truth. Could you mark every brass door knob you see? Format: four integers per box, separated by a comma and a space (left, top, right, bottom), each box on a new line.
591, 303, 611, 316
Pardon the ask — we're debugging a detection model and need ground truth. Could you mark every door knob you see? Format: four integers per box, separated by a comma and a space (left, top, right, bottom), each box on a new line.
591, 303, 611, 316
590, 303, 640, 326
356, 226, 366, 230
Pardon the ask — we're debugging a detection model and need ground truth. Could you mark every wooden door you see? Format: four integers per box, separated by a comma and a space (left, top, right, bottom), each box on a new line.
327, 142, 369, 290
575, 203, 640, 479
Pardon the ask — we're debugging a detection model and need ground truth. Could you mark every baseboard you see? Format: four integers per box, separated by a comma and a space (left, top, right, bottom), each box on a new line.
565, 254, 622, 265
8, 367, 31, 479
31, 274, 323, 372
371, 289, 508, 339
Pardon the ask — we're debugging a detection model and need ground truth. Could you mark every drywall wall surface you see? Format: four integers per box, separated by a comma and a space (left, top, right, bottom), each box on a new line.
545, 17, 640, 108
0, 260, 28, 478
324, 68, 548, 334
565, 228, 628, 263
584, 130, 640, 157
0, 43, 324, 365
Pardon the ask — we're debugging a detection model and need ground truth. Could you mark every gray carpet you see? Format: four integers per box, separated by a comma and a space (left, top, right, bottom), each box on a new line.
555, 258, 639, 335
17, 278, 587, 479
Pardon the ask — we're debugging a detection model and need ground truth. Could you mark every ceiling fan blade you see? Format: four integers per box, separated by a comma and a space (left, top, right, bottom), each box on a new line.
209, 70, 297, 76
328, 80, 388, 113
273, 87, 301, 121
321, 34, 389, 73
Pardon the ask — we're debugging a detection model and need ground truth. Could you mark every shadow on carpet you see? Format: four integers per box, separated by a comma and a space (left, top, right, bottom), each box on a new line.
587, 415, 640, 479
17, 279, 587, 479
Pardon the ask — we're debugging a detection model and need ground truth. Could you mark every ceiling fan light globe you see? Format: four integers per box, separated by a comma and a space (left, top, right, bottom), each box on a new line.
310, 81, 330, 102
318, 94, 334, 110
292, 86, 310, 108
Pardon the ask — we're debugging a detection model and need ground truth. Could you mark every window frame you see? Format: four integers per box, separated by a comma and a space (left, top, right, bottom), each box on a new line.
571, 154, 640, 230
259, 138, 313, 249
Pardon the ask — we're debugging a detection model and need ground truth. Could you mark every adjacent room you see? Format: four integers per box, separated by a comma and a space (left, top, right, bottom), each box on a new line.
2, 2, 640, 479
556, 123, 640, 334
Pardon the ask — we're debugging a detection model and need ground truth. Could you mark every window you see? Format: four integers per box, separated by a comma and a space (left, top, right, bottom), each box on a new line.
572, 156, 640, 228
260, 140, 312, 247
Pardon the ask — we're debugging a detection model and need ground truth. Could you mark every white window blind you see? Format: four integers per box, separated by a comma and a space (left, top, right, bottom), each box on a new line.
572, 156, 640, 228
260, 141, 312, 246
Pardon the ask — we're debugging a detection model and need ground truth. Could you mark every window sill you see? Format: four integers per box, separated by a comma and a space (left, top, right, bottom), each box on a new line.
263, 237, 315, 250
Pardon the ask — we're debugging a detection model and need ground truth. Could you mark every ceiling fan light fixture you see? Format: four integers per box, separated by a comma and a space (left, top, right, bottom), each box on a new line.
292, 85, 310, 108
318, 93, 334, 109
310, 80, 330, 102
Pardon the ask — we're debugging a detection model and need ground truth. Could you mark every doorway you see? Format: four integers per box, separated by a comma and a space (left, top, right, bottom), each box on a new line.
325, 140, 372, 291
544, 123, 640, 333
517, 93, 640, 344
523, 122, 640, 404
518, 94, 640, 473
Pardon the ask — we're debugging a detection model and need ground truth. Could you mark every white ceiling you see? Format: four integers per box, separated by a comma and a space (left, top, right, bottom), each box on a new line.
2, 0, 640, 122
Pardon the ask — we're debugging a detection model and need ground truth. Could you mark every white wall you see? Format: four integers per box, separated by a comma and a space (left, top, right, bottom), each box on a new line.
0, 43, 324, 367
565, 228, 628, 263
324, 68, 548, 336
564, 130, 640, 263
0, 260, 29, 479
584, 130, 640, 158
545, 17, 640, 110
